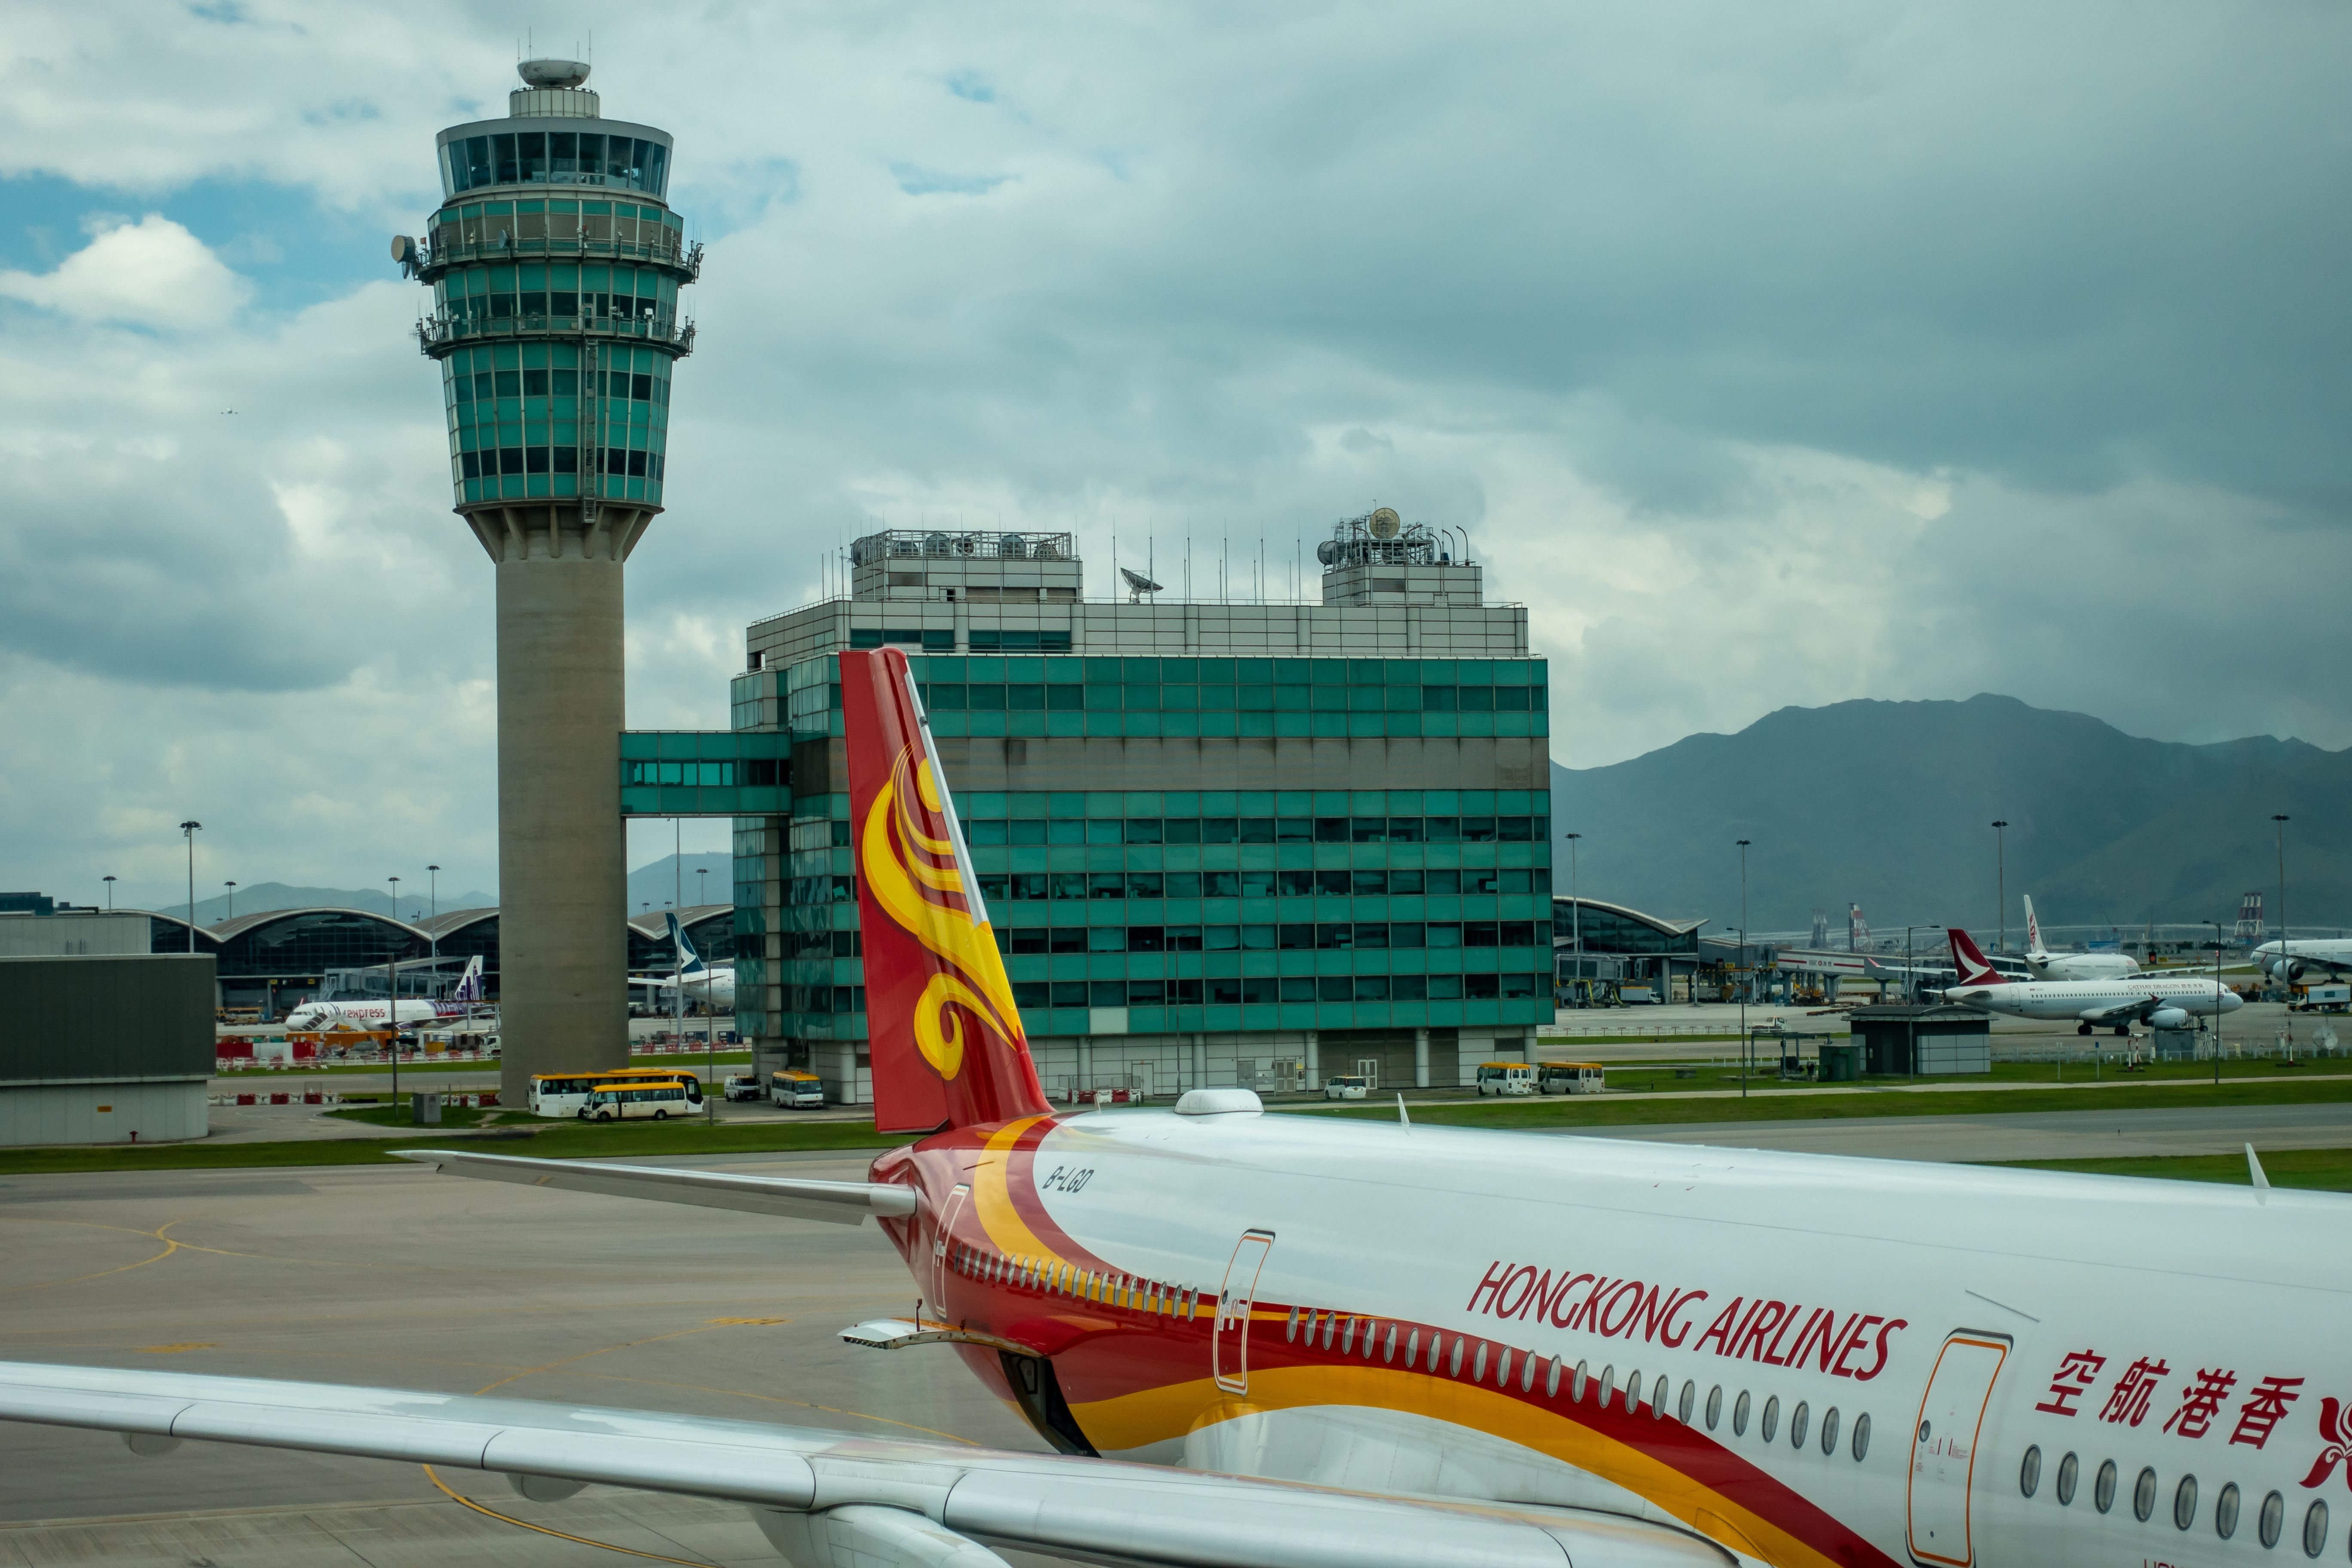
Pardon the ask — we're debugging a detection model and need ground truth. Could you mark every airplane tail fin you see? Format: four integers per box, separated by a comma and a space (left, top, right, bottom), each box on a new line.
841, 648, 1051, 1134
2023, 895, 2047, 959
1948, 927, 2003, 987
665, 911, 706, 975
452, 954, 484, 1002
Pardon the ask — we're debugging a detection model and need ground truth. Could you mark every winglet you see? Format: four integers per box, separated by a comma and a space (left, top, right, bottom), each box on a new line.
1396, 1093, 1410, 1130
2246, 1142, 2271, 1193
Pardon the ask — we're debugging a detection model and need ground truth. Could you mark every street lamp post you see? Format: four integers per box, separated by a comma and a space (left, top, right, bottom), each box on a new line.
2273, 814, 2291, 995
426, 864, 441, 986
178, 822, 201, 952
102, 875, 115, 911
698, 866, 709, 910
1562, 832, 1582, 1008
1990, 821, 2009, 954
224, 881, 236, 921
387, 875, 401, 1101
2205, 919, 2226, 1087
1737, 840, 1751, 1097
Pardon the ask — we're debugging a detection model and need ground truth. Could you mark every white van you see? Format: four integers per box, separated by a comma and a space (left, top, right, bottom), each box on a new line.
769, 1070, 826, 1109
579, 1081, 694, 1121
1322, 1074, 1369, 1101
1475, 1062, 1537, 1096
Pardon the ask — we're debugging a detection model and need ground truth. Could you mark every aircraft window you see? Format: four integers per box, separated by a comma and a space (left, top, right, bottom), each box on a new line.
2173, 1475, 2197, 1531
1384, 1324, 1398, 1363
2134, 1466, 2157, 1522
2301, 1498, 2326, 1556
1654, 1381, 1669, 1421
1853, 1413, 1872, 1463
1520, 1352, 1536, 1393
1362, 1322, 1376, 1360
1449, 1338, 1466, 1378
1790, 1401, 1809, 1449
1572, 1360, 1588, 1402
1761, 1395, 1780, 1444
1733, 1390, 1750, 1436
1406, 1329, 1420, 1367
1678, 1381, 1695, 1424
1623, 1371, 1639, 1411
1342, 1317, 1357, 1356
1321, 1313, 1336, 1350
1705, 1386, 1722, 1430
2020, 1446, 2042, 1497
2260, 1490, 2285, 1548
1492, 1347, 1508, 1386
1473, 1344, 1488, 1382
2095, 1459, 2119, 1514
1600, 1366, 1616, 1409
2056, 1451, 2078, 1504
2214, 1481, 2239, 1539
1820, 1406, 1840, 1455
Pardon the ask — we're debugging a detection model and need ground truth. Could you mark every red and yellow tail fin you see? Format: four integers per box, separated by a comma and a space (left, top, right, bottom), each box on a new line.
840, 649, 1051, 1134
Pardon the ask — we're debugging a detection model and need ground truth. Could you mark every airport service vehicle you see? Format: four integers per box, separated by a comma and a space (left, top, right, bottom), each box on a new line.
527, 1067, 707, 1118
2292, 984, 2350, 1014
1540, 1062, 1607, 1095
770, 1069, 826, 1109
723, 1072, 765, 1102
580, 1081, 693, 1121
11, 646, 2352, 1568
1619, 984, 1659, 1004
1322, 1073, 1369, 1100
1942, 928, 2242, 1035
2019, 896, 2139, 981
630, 910, 738, 1012
1475, 1060, 1537, 1096
2251, 936, 2352, 985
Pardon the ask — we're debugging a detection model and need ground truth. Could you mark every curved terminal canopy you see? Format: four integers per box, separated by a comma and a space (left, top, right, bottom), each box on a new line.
519, 58, 591, 90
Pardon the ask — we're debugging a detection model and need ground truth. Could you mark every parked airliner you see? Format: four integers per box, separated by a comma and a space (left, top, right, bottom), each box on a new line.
2250, 935, 2352, 984
2019, 896, 2139, 981
1943, 928, 2240, 1036
285, 956, 486, 1031
630, 910, 736, 1011
1, 649, 2340, 1568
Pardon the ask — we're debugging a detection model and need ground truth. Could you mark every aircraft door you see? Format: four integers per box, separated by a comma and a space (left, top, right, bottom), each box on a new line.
930, 1185, 969, 1314
1213, 1230, 1275, 1396
1907, 1331, 2010, 1567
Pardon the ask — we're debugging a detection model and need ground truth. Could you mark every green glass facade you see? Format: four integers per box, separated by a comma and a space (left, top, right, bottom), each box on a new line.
727, 654, 1553, 1049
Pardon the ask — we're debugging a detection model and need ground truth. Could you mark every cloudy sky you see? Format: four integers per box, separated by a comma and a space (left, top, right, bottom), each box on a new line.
3, 0, 2345, 908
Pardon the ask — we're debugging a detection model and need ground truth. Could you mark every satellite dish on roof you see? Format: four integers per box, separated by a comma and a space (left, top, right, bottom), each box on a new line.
390, 234, 416, 266
1120, 567, 1163, 602
1315, 540, 1341, 566
1369, 506, 1402, 540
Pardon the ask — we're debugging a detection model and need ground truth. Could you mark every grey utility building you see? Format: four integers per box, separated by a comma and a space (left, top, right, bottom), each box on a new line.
1847, 1003, 1992, 1076
0, 955, 216, 1145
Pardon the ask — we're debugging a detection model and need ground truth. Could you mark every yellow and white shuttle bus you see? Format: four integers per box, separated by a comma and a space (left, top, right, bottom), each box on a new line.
528, 1067, 706, 1118
579, 1081, 694, 1121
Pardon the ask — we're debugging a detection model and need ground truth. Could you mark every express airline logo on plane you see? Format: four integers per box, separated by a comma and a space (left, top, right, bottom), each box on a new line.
1468, 1260, 1907, 1381
859, 742, 1027, 1082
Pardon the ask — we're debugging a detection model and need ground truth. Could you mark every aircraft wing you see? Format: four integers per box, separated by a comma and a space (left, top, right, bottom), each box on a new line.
389, 1149, 916, 1226
0, 1361, 1736, 1568
2076, 995, 2165, 1025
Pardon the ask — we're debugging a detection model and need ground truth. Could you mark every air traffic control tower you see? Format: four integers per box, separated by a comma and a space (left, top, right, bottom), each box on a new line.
395, 61, 700, 1102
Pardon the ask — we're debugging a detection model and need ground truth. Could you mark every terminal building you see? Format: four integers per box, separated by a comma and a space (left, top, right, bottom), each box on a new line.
662, 512, 1554, 1103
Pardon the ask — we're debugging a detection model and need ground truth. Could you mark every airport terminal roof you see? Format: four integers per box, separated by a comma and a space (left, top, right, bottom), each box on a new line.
1549, 896, 1707, 937
625, 903, 730, 938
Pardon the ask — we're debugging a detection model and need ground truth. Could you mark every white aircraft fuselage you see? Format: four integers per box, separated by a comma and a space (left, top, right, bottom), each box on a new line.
1942, 974, 2241, 1025
2251, 938, 2352, 982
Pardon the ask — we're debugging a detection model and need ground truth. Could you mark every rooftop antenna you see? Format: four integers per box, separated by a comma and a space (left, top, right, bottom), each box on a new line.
1119, 567, 1163, 603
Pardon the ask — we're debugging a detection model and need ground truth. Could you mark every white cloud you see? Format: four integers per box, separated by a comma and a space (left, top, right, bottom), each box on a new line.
0, 214, 249, 328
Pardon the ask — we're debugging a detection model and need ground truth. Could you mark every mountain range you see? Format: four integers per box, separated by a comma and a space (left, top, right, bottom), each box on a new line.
1549, 694, 2351, 937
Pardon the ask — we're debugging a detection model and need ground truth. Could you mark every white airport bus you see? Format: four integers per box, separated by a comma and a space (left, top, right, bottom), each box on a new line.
579, 1081, 695, 1121
528, 1068, 706, 1118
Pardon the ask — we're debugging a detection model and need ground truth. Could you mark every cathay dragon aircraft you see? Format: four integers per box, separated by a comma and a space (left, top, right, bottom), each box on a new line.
3, 650, 2346, 1567
2019, 896, 2139, 981
1942, 928, 2241, 1037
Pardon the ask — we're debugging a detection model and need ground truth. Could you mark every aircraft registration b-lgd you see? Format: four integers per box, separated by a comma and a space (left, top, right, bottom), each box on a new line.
2, 654, 2346, 1567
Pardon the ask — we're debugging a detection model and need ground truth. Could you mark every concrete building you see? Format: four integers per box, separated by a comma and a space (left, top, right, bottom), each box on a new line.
0, 910, 151, 958
681, 512, 1554, 1102
0, 956, 215, 1145
398, 59, 701, 1103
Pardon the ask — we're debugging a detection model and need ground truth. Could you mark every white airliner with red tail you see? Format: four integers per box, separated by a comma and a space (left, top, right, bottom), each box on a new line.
0, 651, 2341, 1568
1941, 927, 2240, 1037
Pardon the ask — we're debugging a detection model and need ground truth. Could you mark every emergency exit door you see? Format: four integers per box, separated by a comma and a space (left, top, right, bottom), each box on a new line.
1213, 1231, 1274, 1395
1908, 1331, 2010, 1567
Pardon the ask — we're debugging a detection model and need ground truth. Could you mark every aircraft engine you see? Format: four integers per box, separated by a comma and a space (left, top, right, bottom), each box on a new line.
2270, 958, 2306, 982
2148, 1007, 2192, 1030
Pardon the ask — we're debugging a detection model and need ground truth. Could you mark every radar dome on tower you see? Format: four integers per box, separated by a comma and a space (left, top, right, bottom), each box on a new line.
518, 59, 591, 90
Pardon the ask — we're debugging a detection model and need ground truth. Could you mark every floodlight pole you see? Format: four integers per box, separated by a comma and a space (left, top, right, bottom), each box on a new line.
1990, 821, 2008, 955
179, 821, 201, 952
2205, 919, 2226, 1087
103, 875, 114, 911
1737, 840, 1750, 1097
388, 875, 401, 1103
1563, 832, 1582, 1008
224, 881, 236, 921
2273, 813, 2290, 1012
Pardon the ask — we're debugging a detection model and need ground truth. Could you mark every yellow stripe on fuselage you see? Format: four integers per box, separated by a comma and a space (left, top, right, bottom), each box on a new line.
1068, 1363, 1840, 1568
971, 1116, 1059, 1261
